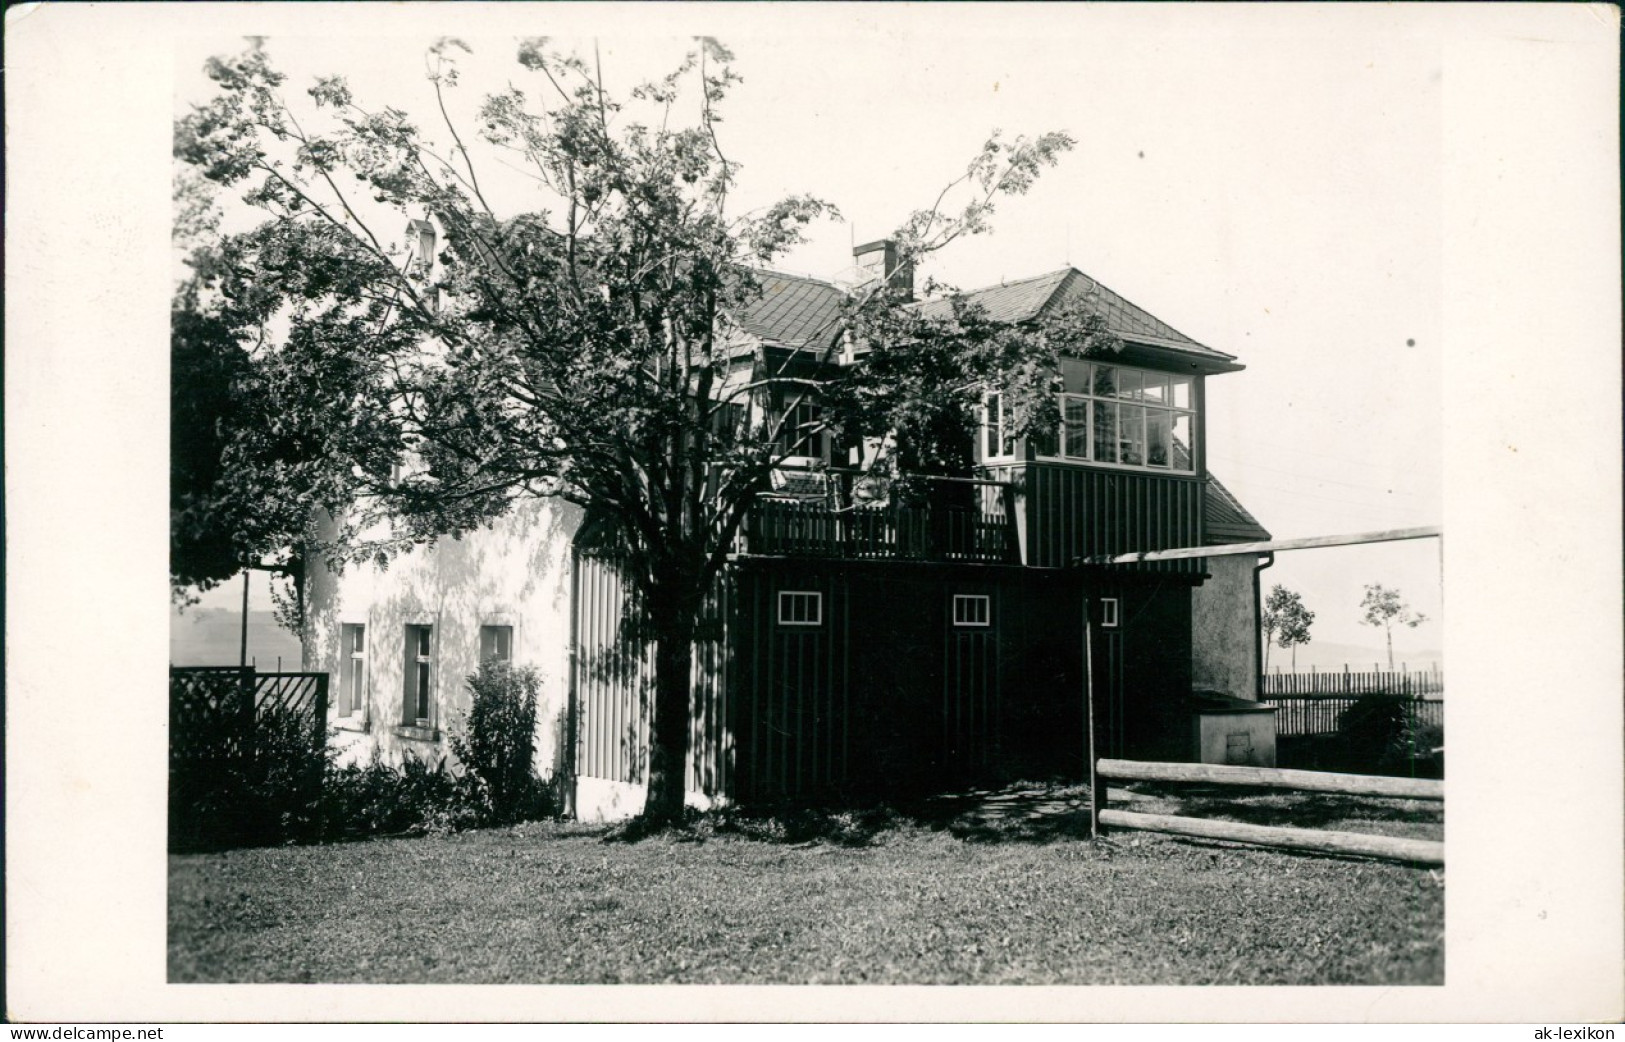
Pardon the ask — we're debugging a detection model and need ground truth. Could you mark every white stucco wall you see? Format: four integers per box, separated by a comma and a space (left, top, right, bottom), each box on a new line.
1190, 553, 1261, 700
303, 499, 583, 775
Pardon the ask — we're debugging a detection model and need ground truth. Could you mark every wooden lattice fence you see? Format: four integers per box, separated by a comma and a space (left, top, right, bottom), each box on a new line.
169, 667, 329, 850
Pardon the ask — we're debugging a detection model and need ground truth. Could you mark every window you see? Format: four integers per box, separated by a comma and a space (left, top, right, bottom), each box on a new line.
1047, 364, 1197, 473
339, 624, 366, 717
403, 625, 434, 726
407, 219, 436, 276
777, 590, 822, 626
1100, 598, 1120, 629
952, 594, 991, 627
480, 624, 513, 663
983, 393, 1017, 459
772, 397, 829, 462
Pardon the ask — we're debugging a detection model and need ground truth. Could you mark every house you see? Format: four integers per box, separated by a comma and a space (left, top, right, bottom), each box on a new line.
303, 239, 1271, 820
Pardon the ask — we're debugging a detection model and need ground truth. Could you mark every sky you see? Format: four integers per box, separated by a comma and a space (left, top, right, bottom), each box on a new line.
176, 10, 1454, 657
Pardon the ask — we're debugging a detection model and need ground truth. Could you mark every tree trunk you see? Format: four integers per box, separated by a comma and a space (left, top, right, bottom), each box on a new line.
1385, 628, 1394, 670
642, 586, 700, 826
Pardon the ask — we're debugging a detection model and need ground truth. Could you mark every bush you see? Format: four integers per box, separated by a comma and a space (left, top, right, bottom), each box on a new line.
169, 702, 331, 852
172, 664, 559, 853
1331, 694, 1445, 778
319, 751, 467, 840
448, 661, 556, 827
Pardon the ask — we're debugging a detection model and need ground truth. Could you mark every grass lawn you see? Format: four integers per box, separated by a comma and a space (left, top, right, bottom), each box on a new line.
168, 786, 1444, 986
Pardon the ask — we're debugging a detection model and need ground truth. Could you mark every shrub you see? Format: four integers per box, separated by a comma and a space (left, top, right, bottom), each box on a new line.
448, 661, 555, 827
1334, 693, 1444, 778
319, 751, 461, 839
170, 703, 330, 852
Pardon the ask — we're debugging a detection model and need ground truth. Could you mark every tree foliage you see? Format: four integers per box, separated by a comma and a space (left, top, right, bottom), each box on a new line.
1260, 584, 1314, 673
172, 37, 1105, 822
1359, 583, 1427, 670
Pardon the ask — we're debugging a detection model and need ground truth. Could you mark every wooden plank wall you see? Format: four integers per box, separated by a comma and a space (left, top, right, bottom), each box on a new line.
738, 571, 849, 802
944, 595, 1001, 774
572, 554, 731, 796
1024, 467, 1204, 573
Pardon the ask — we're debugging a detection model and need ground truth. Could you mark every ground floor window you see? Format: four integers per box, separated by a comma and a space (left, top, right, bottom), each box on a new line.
339, 623, 365, 717
1100, 597, 1120, 629
479, 624, 513, 663
403, 625, 434, 725
952, 594, 991, 627
778, 590, 822, 626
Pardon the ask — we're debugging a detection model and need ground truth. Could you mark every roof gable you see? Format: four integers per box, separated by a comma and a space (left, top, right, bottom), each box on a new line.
921, 267, 1236, 364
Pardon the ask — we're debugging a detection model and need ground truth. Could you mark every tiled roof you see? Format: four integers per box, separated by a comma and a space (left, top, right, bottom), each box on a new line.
1204, 473, 1272, 545
734, 270, 847, 348
919, 268, 1235, 362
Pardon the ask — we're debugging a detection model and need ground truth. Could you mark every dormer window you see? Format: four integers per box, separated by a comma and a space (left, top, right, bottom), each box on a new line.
407, 219, 436, 276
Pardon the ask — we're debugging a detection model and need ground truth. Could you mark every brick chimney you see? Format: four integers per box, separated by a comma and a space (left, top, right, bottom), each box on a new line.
853, 239, 913, 299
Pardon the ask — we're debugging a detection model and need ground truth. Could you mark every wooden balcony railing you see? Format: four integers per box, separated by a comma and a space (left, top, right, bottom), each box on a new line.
744, 499, 1017, 563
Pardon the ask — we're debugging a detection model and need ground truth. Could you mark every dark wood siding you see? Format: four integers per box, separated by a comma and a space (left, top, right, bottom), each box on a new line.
737, 569, 849, 801
986, 463, 1204, 572
574, 554, 1197, 808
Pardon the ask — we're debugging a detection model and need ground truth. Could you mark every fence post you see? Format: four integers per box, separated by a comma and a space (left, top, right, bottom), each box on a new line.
312, 674, 330, 748
1084, 582, 1106, 837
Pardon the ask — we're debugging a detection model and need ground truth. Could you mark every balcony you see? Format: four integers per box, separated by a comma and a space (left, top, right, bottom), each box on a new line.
741, 473, 1019, 564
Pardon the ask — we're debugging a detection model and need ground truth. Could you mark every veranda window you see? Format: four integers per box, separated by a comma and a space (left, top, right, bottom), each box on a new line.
983, 393, 1017, 460
1050, 364, 1196, 473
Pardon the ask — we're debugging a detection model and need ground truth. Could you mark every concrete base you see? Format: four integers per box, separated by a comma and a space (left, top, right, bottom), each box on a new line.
573, 775, 726, 823
1193, 710, 1277, 767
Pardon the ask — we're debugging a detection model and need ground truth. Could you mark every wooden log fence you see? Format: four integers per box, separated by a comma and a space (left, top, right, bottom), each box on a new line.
1092, 757, 1444, 865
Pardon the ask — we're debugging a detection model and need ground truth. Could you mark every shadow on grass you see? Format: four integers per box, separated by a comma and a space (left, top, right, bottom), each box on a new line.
600, 780, 1099, 846
596, 774, 1442, 853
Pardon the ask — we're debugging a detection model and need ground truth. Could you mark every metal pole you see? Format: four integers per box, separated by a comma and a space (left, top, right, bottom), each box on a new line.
239, 568, 250, 669
1084, 579, 1104, 837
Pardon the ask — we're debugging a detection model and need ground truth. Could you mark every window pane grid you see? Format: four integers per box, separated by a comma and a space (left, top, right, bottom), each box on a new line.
952, 594, 991, 627
1048, 364, 1195, 473
778, 591, 822, 626
404, 625, 433, 726
340, 623, 365, 718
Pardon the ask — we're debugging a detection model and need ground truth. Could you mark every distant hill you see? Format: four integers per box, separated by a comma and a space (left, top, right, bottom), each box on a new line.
1265, 639, 1441, 675
170, 607, 304, 670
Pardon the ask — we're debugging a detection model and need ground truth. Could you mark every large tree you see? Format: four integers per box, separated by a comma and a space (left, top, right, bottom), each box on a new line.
173, 37, 1108, 823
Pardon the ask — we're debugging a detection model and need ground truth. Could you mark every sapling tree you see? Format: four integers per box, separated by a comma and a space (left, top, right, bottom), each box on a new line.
1260, 584, 1314, 673
1360, 583, 1427, 671
173, 37, 1110, 824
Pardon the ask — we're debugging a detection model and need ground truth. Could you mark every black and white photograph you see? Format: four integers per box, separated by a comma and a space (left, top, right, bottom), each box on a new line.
6, 0, 1622, 1025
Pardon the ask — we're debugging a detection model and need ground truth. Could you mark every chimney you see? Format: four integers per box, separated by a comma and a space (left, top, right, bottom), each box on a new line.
853, 239, 913, 300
